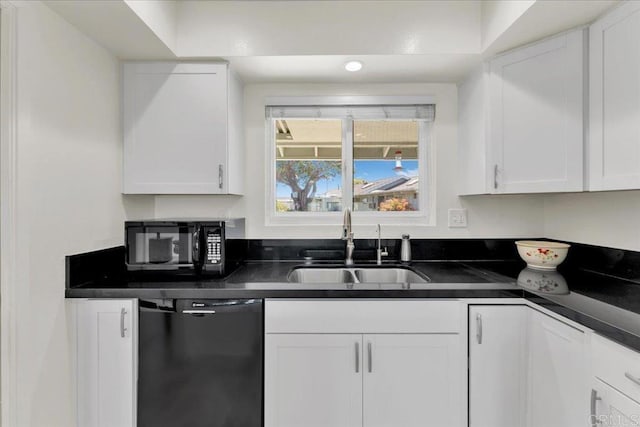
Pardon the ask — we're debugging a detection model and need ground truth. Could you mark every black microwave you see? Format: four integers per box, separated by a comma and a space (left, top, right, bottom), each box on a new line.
125, 219, 245, 277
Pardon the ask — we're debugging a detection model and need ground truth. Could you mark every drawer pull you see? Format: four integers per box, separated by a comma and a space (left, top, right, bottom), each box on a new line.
625, 372, 640, 386
590, 389, 602, 427
120, 307, 127, 338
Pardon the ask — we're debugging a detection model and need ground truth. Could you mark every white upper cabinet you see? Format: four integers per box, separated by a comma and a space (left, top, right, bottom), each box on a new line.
123, 62, 244, 194
458, 28, 586, 195
489, 29, 585, 194
458, 64, 491, 195
589, 1, 640, 191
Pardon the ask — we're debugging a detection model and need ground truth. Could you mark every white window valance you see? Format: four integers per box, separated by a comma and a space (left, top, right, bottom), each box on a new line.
265, 104, 435, 121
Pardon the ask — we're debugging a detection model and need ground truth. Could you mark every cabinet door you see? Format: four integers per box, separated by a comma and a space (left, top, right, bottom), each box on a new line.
527, 309, 586, 427
123, 62, 228, 194
458, 64, 491, 195
489, 29, 585, 193
362, 334, 463, 427
264, 334, 363, 427
75, 299, 137, 427
589, 2, 640, 191
469, 306, 527, 427
592, 379, 640, 427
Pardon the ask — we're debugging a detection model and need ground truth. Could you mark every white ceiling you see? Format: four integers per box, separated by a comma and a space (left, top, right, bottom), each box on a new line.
176, 1, 482, 56
228, 54, 481, 84
45, 0, 620, 84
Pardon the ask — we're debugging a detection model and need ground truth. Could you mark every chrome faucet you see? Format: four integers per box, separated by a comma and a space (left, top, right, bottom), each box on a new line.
342, 208, 355, 266
376, 224, 388, 265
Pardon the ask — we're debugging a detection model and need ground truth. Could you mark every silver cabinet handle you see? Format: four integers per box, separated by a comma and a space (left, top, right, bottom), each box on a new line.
625, 372, 640, 386
367, 342, 372, 373
476, 313, 483, 344
120, 307, 127, 338
590, 389, 602, 427
218, 164, 223, 189
493, 164, 498, 189
355, 342, 360, 373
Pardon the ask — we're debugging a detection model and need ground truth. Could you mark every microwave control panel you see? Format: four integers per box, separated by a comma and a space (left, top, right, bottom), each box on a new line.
206, 229, 222, 264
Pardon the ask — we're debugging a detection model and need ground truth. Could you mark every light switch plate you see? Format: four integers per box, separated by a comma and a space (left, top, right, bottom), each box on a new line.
448, 208, 467, 228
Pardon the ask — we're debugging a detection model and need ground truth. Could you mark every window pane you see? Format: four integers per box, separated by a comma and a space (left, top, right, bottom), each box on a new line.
275, 119, 343, 212
353, 120, 419, 212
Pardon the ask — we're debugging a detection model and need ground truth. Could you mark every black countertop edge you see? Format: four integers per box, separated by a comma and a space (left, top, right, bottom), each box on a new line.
524, 292, 640, 353
64, 288, 524, 300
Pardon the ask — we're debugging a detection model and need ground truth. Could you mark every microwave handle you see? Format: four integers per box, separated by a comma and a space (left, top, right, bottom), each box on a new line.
192, 226, 201, 264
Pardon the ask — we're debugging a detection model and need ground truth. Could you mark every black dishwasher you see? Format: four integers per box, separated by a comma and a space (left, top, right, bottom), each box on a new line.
138, 299, 263, 427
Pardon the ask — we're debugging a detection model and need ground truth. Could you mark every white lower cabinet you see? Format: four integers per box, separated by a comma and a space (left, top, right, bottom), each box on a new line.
264, 299, 464, 427
469, 305, 528, 427
527, 309, 586, 427
591, 334, 640, 426
264, 334, 363, 427
591, 379, 640, 427
469, 305, 587, 427
70, 299, 137, 427
363, 334, 462, 427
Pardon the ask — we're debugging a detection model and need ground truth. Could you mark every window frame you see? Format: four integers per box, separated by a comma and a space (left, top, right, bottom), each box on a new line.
265, 96, 435, 226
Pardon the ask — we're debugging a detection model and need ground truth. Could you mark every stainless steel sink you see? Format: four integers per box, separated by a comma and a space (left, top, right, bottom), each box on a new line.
354, 268, 428, 283
287, 266, 429, 284
287, 268, 355, 283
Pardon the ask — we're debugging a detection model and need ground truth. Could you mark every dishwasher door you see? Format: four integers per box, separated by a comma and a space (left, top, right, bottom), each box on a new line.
138, 299, 263, 427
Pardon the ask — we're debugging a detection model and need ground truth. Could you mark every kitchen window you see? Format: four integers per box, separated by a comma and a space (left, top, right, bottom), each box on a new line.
266, 98, 435, 225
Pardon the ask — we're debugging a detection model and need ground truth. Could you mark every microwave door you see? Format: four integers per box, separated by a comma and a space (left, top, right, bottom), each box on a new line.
127, 225, 197, 269
192, 225, 206, 273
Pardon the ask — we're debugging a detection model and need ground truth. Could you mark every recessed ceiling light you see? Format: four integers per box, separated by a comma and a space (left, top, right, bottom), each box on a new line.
345, 61, 363, 72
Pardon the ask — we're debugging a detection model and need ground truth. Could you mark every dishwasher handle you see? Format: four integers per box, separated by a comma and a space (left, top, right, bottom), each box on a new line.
178, 299, 262, 315
139, 299, 262, 314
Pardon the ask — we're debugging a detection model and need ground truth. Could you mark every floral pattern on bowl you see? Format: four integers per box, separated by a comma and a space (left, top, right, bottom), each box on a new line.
515, 241, 570, 271
524, 248, 561, 264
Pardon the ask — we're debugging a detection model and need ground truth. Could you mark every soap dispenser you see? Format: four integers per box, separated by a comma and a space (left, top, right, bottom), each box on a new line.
400, 234, 411, 262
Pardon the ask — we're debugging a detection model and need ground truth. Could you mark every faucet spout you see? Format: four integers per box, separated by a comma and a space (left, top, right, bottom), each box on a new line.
342, 208, 352, 239
342, 208, 354, 265
376, 223, 388, 265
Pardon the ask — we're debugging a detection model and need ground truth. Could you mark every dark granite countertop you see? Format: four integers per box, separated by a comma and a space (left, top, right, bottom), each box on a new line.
65, 261, 524, 299
65, 247, 640, 353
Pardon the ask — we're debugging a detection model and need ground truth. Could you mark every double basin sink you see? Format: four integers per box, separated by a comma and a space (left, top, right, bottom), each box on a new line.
287, 266, 429, 284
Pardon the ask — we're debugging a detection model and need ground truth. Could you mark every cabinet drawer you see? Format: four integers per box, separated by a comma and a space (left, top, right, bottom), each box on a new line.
265, 299, 461, 334
592, 334, 640, 403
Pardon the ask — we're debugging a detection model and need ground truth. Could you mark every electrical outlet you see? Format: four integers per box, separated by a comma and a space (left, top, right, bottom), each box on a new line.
448, 208, 468, 228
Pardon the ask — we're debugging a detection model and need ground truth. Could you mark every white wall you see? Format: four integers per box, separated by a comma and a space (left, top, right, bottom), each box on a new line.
11, 3, 151, 426
155, 82, 545, 239
544, 191, 640, 251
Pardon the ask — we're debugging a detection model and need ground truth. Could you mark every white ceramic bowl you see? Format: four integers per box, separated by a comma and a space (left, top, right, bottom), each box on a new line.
515, 240, 570, 270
